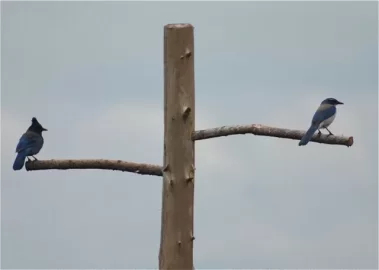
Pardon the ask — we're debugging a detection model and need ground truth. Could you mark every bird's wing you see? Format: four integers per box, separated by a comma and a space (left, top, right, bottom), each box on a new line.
311, 104, 336, 125
15, 132, 39, 153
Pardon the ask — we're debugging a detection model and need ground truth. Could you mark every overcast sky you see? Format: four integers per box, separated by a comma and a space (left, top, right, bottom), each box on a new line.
1, 1, 378, 269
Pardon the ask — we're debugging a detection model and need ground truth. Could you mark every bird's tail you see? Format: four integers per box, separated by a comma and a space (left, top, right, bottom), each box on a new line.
299, 125, 318, 146
13, 152, 26, 170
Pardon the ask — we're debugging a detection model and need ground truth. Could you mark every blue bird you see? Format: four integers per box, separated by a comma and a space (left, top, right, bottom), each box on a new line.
299, 98, 343, 146
13, 117, 47, 170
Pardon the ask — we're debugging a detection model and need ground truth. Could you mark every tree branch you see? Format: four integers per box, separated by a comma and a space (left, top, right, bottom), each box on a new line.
193, 124, 354, 147
25, 159, 163, 176
25, 124, 354, 175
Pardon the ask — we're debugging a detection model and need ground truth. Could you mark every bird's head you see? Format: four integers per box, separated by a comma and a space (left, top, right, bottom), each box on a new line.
321, 98, 344, 106
30, 117, 48, 133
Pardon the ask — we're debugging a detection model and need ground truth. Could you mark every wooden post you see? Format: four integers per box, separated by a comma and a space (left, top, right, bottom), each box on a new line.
159, 23, 195, 270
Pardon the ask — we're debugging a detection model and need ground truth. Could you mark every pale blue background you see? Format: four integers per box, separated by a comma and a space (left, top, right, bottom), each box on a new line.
1, 1, 378, 269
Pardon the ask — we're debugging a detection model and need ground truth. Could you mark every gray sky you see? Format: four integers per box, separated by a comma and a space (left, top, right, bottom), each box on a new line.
1, 1, 377, 269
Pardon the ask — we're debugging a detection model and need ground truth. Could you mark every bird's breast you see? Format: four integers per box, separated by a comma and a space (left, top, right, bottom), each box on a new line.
319, 113, 336, 128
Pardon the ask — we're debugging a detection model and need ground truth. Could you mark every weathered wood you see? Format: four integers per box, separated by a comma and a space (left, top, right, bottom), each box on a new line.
193, 124, 354, 147
25, 159, 163, 176
159, 23, 195, 270
25, 125, 353, 174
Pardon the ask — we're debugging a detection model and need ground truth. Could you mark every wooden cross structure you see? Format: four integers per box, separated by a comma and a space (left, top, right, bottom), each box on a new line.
25, 24, 354, 270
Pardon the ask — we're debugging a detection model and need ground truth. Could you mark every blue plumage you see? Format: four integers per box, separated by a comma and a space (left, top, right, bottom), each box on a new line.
13, 117, 47, 170
299, 98, 343, 146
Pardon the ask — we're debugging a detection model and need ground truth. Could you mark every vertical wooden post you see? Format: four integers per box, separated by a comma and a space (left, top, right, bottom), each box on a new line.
159, 24, 195, 270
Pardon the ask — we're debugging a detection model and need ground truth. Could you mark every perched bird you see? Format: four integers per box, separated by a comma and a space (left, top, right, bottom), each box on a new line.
13, 117, 47, 170
299, 98, 343, 146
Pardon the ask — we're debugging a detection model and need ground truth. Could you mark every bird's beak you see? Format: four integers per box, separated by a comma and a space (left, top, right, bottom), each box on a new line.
42, 127, 48, 131
337, 101, 344, 105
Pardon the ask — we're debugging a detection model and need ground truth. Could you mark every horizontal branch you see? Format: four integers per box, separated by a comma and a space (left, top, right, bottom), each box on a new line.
193, 124, 354, 147
25, 159, 163, 176
25, 124, 353, 175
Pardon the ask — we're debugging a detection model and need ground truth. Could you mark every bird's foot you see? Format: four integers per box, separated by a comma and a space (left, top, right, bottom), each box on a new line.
32, 156, 38, 161
326, 128, 334, 136
317, 130, 322, 136
26, 157, 31, 162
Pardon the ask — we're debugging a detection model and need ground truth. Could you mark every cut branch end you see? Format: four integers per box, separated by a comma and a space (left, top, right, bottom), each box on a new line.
347, 136, 354, 147
182, 106, 192, 119
181, 48, 192, 59
186, 176, 194, 184
163, 164, 170, 172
